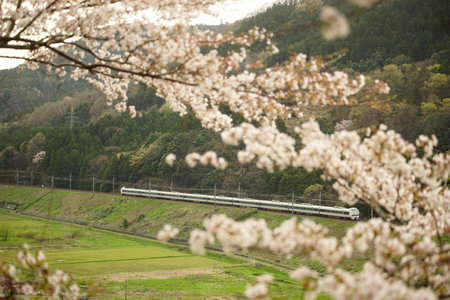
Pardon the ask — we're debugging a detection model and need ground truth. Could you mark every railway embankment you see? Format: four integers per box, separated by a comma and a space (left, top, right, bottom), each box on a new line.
0, 184, 365, 269
0, 185, 355, 239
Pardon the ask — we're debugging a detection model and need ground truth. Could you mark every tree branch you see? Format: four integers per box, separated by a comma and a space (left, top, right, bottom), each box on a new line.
13, 0, 61, 39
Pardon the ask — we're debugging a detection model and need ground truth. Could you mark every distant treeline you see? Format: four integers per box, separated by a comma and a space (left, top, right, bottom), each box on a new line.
0, 0, 448, 201
236, 0, 449, 73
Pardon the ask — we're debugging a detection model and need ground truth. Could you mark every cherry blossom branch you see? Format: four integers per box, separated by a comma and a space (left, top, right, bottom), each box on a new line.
13, 0, 61, 39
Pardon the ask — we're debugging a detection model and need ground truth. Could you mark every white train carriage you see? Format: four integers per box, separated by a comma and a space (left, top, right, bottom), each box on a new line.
120, 187, 359, 220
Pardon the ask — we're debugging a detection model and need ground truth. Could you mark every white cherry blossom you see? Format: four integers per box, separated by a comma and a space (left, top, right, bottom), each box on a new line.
165, 153, 177, 166
2, 1, 448, 299
320, 6, 350, 41
157, 224, 179, 242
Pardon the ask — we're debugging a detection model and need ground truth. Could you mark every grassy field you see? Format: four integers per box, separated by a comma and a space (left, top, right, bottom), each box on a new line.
0, 210, 303, 299
0, 185, 363, 270
0, 185, 355, 240
0, 185, 364, 298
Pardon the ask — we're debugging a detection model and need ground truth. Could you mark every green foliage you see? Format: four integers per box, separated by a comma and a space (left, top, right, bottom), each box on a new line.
0, 67, 89, 117
127, 84, 165, 110
268, 168, 323, 196
0, 224, 10, 241
375, 64, 404, 90
0, 146, 25, 170
237, 0, 449, 72
421, 73, 450, 100
421, 102, 437, 118
25, 132, 46, 162
442, 98, 450, 109
303, 183, 323, 197
0, 0, 449, 193
348, 105, 383, 129
275, 118, 288, 133
266, 171, 284, 194
122, 218, 129, 229
315, 117, 334, 134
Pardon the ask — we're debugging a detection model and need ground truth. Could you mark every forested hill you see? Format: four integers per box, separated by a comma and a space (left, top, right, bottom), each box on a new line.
0, 0, 448, 204
1, 0, 448, 117
235, 0, 449, 72
0, 67, 89, 118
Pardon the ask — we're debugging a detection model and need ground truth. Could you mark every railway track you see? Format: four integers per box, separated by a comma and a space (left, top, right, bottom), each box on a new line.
0, 184, 361, 222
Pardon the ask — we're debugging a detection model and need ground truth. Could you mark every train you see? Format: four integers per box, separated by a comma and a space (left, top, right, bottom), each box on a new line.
120, 187, 360, 220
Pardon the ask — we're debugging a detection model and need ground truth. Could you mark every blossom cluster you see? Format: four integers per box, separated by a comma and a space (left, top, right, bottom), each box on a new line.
245, 274, 273, 300
165, 153, 177, 167
0, 244, 83, 299
319, 0, 381, 41
185, 151, 228, 170
180, 121, 449, 299
156, 224, 179, 242
32, 150, 46, 165
219, 120, 448, 223
3, 1, 448, 299
334, 119, 354, 131
160, 120, 449, 298
1, 0, 381, 136
320, 6, 350, 41
221, 123, 297, 172
181, 209, 448, 299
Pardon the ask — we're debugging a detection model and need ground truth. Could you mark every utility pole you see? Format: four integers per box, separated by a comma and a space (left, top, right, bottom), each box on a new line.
214, 183, 216, 206
148, 179, 151, 198
69, 107, 74, 129
124, 279, 127, 300
112, 176, 115, 193
66, 106, 77, 129
92, 176, 95, 193
238, 182, 241, 198
51, 175, 54, 189
69, 172, 72, 190
291, 191, 294, 214
319, 189, 322, 206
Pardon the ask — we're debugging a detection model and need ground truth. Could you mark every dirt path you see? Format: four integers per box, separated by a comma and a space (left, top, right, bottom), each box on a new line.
99, 268, 225, 281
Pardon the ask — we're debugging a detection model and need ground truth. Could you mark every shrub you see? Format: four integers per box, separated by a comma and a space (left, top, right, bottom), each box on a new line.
0, 224, 10, 241
122, 218, 129, 229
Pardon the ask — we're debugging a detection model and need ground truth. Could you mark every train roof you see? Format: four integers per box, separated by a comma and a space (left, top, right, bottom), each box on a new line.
121, 187, 358, 213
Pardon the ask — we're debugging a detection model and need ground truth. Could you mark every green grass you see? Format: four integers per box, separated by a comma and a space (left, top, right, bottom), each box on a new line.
0, 209, 302, 299
0, 185, 363, 297
0, 184, 363, 270
1, 244, 233, 276
0, 185, 354, 240
0, 211, 162, 249
57, 256, 233, 276
104, 265, 303, 300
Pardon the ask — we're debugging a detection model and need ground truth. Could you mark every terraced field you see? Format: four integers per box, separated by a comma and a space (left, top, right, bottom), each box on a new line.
0, 209, 300, 299
0, 185, 364, 298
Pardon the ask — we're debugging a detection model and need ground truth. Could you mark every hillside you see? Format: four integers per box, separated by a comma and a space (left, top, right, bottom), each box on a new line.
0, 206, 299, 299
0, 0, 448, 202
0, 67, 89, 118
0, 1, 448, 298
236, 0, 449, 72
0, 185, 353, 239
0, 185, 359, 269
2, 0, 448, 118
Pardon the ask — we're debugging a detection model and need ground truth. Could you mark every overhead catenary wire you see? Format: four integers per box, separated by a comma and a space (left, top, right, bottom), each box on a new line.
0, 169, 346, 208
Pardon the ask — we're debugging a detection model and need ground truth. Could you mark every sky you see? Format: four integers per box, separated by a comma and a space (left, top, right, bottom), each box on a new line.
193, 0, 279, 25
0, 0, 279, 70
